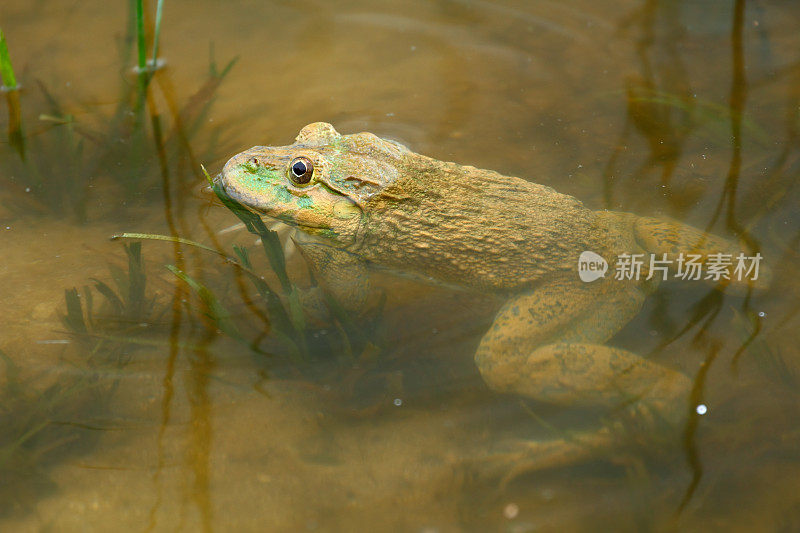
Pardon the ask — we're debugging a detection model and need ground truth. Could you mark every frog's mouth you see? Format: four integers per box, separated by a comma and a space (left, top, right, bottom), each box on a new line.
245, 203, 334, 238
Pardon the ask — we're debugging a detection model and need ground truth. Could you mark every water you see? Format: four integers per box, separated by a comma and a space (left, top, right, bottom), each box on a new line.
1, 0, 799, 530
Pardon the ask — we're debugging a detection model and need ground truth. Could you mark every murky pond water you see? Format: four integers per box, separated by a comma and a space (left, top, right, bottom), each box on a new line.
1, 0, 799, 531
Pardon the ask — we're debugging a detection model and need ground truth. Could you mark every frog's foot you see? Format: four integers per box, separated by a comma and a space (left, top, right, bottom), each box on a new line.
479, 342, 691, 421
469, 429, 615, 488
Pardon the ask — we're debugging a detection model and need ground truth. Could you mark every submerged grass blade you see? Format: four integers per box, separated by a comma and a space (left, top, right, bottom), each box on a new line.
627, 90, 769, 146
0, 349, 22, 398
124, 242, 147, 318
82, 285, 95, 331
167, 265, 247, 345
90, 279, 125, 316
63, 288, 87, 335
204, 168, 291, 293
232, 245, 294, 337
201, 165, 325, 358
4, 89, 24, 159
205, 167, 308, 343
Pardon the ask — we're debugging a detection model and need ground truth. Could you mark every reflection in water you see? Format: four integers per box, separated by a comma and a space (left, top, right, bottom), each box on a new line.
0, 0, 799, 530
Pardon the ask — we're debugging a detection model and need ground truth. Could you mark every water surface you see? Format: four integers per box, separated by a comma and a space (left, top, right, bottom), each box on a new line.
1, 0, 799, 531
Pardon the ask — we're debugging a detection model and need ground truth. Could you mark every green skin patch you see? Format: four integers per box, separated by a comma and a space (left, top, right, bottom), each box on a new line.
232, 163, 343, 239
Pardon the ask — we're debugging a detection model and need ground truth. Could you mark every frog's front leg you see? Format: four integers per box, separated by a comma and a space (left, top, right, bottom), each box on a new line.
473, 276, 690, 475
292, 237, 374, 322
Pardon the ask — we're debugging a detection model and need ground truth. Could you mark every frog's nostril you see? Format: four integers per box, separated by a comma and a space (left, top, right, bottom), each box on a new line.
249, 156, 258, 165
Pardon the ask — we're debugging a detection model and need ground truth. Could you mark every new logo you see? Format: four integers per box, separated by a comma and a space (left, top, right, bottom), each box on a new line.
578, 251, 608, 282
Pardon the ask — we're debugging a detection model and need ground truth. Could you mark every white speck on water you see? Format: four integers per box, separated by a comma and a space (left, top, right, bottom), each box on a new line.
431, 328, 438, 334
503, 503, 519, 519
393, 398, 403, 406
696, 404, 708, 415
25, 187, 30, 192
410, 45, 417, 51
385, 112, 394, 117
758, 311, 766, 318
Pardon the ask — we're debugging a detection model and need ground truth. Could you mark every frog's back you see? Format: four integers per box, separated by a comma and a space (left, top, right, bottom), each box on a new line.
355, 153, 608, 293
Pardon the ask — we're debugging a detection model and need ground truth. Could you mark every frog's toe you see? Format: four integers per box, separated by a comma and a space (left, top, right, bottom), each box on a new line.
464, 432, 615, 488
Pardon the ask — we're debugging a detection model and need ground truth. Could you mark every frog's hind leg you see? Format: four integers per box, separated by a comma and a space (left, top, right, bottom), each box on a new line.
632, 215, 767, 291
473, 277, 690, 477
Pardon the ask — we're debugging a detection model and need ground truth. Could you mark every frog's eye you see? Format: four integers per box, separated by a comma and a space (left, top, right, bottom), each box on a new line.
288, 157, 314, 185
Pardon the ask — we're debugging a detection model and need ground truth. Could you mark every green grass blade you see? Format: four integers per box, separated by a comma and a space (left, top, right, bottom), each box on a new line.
1, 30, 24, 158
150, 0, 165, 68
203, 165, 309, 356
112, 233, 226, 258
0, 28, 18, 88
232, 244, 298, 344
208, 176, 292, 293
135, 0, 147, 72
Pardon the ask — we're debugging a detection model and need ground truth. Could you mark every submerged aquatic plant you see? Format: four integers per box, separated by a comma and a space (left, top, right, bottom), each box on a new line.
0, 242, 167, 516
113, 167, 384, 367
61, 242, 167, 347
0, 2, 238, 222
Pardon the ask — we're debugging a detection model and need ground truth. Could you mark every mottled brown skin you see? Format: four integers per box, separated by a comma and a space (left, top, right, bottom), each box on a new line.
220, 122, 759, 474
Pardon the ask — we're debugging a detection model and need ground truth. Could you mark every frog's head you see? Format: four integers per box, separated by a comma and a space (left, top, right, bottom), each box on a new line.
219, 122, 409, 245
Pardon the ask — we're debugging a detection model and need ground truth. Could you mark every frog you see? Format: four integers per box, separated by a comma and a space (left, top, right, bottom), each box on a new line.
217, 122, 764, 477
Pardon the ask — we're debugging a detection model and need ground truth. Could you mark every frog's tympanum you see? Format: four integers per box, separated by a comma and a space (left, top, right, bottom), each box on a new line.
219, 123, 762, 474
